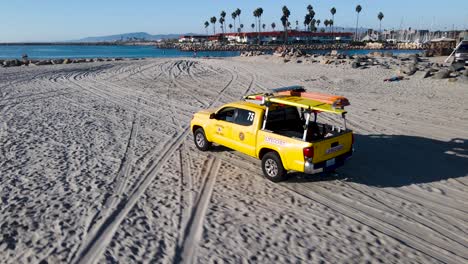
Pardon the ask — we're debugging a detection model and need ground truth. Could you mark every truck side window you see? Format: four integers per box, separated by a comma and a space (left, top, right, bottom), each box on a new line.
235, 109, 255, 126
216, 107, 237, 123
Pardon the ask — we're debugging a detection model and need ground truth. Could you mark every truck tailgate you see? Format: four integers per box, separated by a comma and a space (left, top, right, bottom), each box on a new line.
313, 132, 353, 163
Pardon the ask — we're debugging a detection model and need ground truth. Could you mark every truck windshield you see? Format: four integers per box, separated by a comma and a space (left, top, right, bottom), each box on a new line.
457, 43, 468, 52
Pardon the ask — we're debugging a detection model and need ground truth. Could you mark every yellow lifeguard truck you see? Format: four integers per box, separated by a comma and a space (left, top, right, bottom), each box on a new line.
190, 86, 354, 182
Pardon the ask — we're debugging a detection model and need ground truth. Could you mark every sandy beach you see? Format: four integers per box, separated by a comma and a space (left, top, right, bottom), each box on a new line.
0, 56, 467, 263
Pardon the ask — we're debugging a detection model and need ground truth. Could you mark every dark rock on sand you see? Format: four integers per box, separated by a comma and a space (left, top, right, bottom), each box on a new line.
423, 70, 432, 78
51, 59, 64, 65
450, 62, 465, 72
401, 63, 418, 75
433, 69, 450, 79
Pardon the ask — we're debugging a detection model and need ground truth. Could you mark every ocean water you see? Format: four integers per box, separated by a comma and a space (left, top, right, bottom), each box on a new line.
0, 45, 240, 59
0, 45, 422, 60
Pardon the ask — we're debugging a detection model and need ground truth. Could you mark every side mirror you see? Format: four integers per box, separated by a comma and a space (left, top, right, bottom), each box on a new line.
209, 113, 216, 119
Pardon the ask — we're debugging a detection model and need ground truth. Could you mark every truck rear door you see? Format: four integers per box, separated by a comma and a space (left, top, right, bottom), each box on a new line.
312, 132, 353, 164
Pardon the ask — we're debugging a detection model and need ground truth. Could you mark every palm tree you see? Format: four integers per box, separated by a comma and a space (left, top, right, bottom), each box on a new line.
219, 17, 225, 34
231, 12, 237, 32
309, 11, 316, 31
204, 21, 210, 35
282, 5, 291, 43
253, 9, 258, 31
220, 11, 226, 34
378, 12, 384, 40
235, 8, 242, 30
240, 24, 244, 33
324, 19, 329, 32
304, 14, 312, 31
306, 5, 316, 32
262, 24, 266, 31
257, 8, 263, 33
210, 16, 217, 34
311, 19, 317, 32
271, 22, 276, 31
355, 5, 362, 41
330, 7, 336, 33
316, 19, 321, 29
229, 24, 233, 32
251, 23, 255, 31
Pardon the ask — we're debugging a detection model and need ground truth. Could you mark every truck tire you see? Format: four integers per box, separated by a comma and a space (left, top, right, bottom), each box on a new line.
261, 152, 287, 182
194, 128, 211, 151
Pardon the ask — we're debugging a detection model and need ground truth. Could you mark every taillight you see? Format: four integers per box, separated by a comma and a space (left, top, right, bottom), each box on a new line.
303, 147, 314, 158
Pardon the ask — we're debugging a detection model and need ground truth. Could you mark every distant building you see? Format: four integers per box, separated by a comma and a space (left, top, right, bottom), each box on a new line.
178, 35, 209, 43
189, 30, 353, 44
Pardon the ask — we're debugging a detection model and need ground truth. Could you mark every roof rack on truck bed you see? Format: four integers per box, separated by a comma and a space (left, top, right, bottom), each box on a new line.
244, 85, 350, 114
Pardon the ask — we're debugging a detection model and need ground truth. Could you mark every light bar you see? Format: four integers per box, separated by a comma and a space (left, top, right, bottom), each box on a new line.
270, 85, 305, 93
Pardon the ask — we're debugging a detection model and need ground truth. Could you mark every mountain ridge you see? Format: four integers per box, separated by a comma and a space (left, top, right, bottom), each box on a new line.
73, 32, 191, 42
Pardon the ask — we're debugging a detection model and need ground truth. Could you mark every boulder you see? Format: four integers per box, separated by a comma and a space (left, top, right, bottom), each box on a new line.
400, 63, 417, 75
450, 61, 465, 72
32, 60, 52, 66
433, 69, 450, 79
330, 50, 339, 56
351, 61, 360, 69
423, 50, 434, 57
463, 69, 468, 77
384, 52, 393, 57
51, 59, 64, 65
2, 59, 21, 67
399, 56, 410, 61
63, 59, 71, 64
423, 70, 432, 78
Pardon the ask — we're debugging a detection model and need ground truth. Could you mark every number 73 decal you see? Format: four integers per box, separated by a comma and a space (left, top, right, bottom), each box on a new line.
247, 112, 255, 121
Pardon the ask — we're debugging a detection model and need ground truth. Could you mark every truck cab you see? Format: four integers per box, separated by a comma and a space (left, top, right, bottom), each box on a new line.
455, 40, 468, 63
190, 86, 354, 182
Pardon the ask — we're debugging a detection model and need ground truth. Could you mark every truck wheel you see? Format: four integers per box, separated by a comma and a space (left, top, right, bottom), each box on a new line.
194, 128, 211, 151
261, 152, 287, 182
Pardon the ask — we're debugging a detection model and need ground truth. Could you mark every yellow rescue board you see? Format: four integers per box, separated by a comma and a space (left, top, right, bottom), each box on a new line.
269, 96, 346, 114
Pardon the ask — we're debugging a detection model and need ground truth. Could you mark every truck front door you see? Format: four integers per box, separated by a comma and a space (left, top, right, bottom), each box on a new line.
230, 108, 258, 157
210, 107, 236, 147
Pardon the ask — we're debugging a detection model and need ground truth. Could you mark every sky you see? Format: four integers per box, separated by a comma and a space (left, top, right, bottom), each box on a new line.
0, 0, 467, 42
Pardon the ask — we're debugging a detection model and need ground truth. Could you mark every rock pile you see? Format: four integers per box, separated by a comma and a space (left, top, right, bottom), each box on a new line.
1, 57, 138, 68
268, 48, 467, 82
273, 47, 304, 58
240, 51, 265, 57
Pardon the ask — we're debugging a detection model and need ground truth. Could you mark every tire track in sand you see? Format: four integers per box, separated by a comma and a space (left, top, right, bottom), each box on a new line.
279, 182, 467, 264
174, 157, 221, 264
70, 113, 140, 263
72, 60, 253, 264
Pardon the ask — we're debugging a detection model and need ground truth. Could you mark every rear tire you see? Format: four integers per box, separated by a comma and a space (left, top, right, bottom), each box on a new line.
194, 128, 211, 151
261, 152, 287, 182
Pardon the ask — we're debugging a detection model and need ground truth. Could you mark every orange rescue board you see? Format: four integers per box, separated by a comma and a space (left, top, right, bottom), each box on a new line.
277, 91, 350, 108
